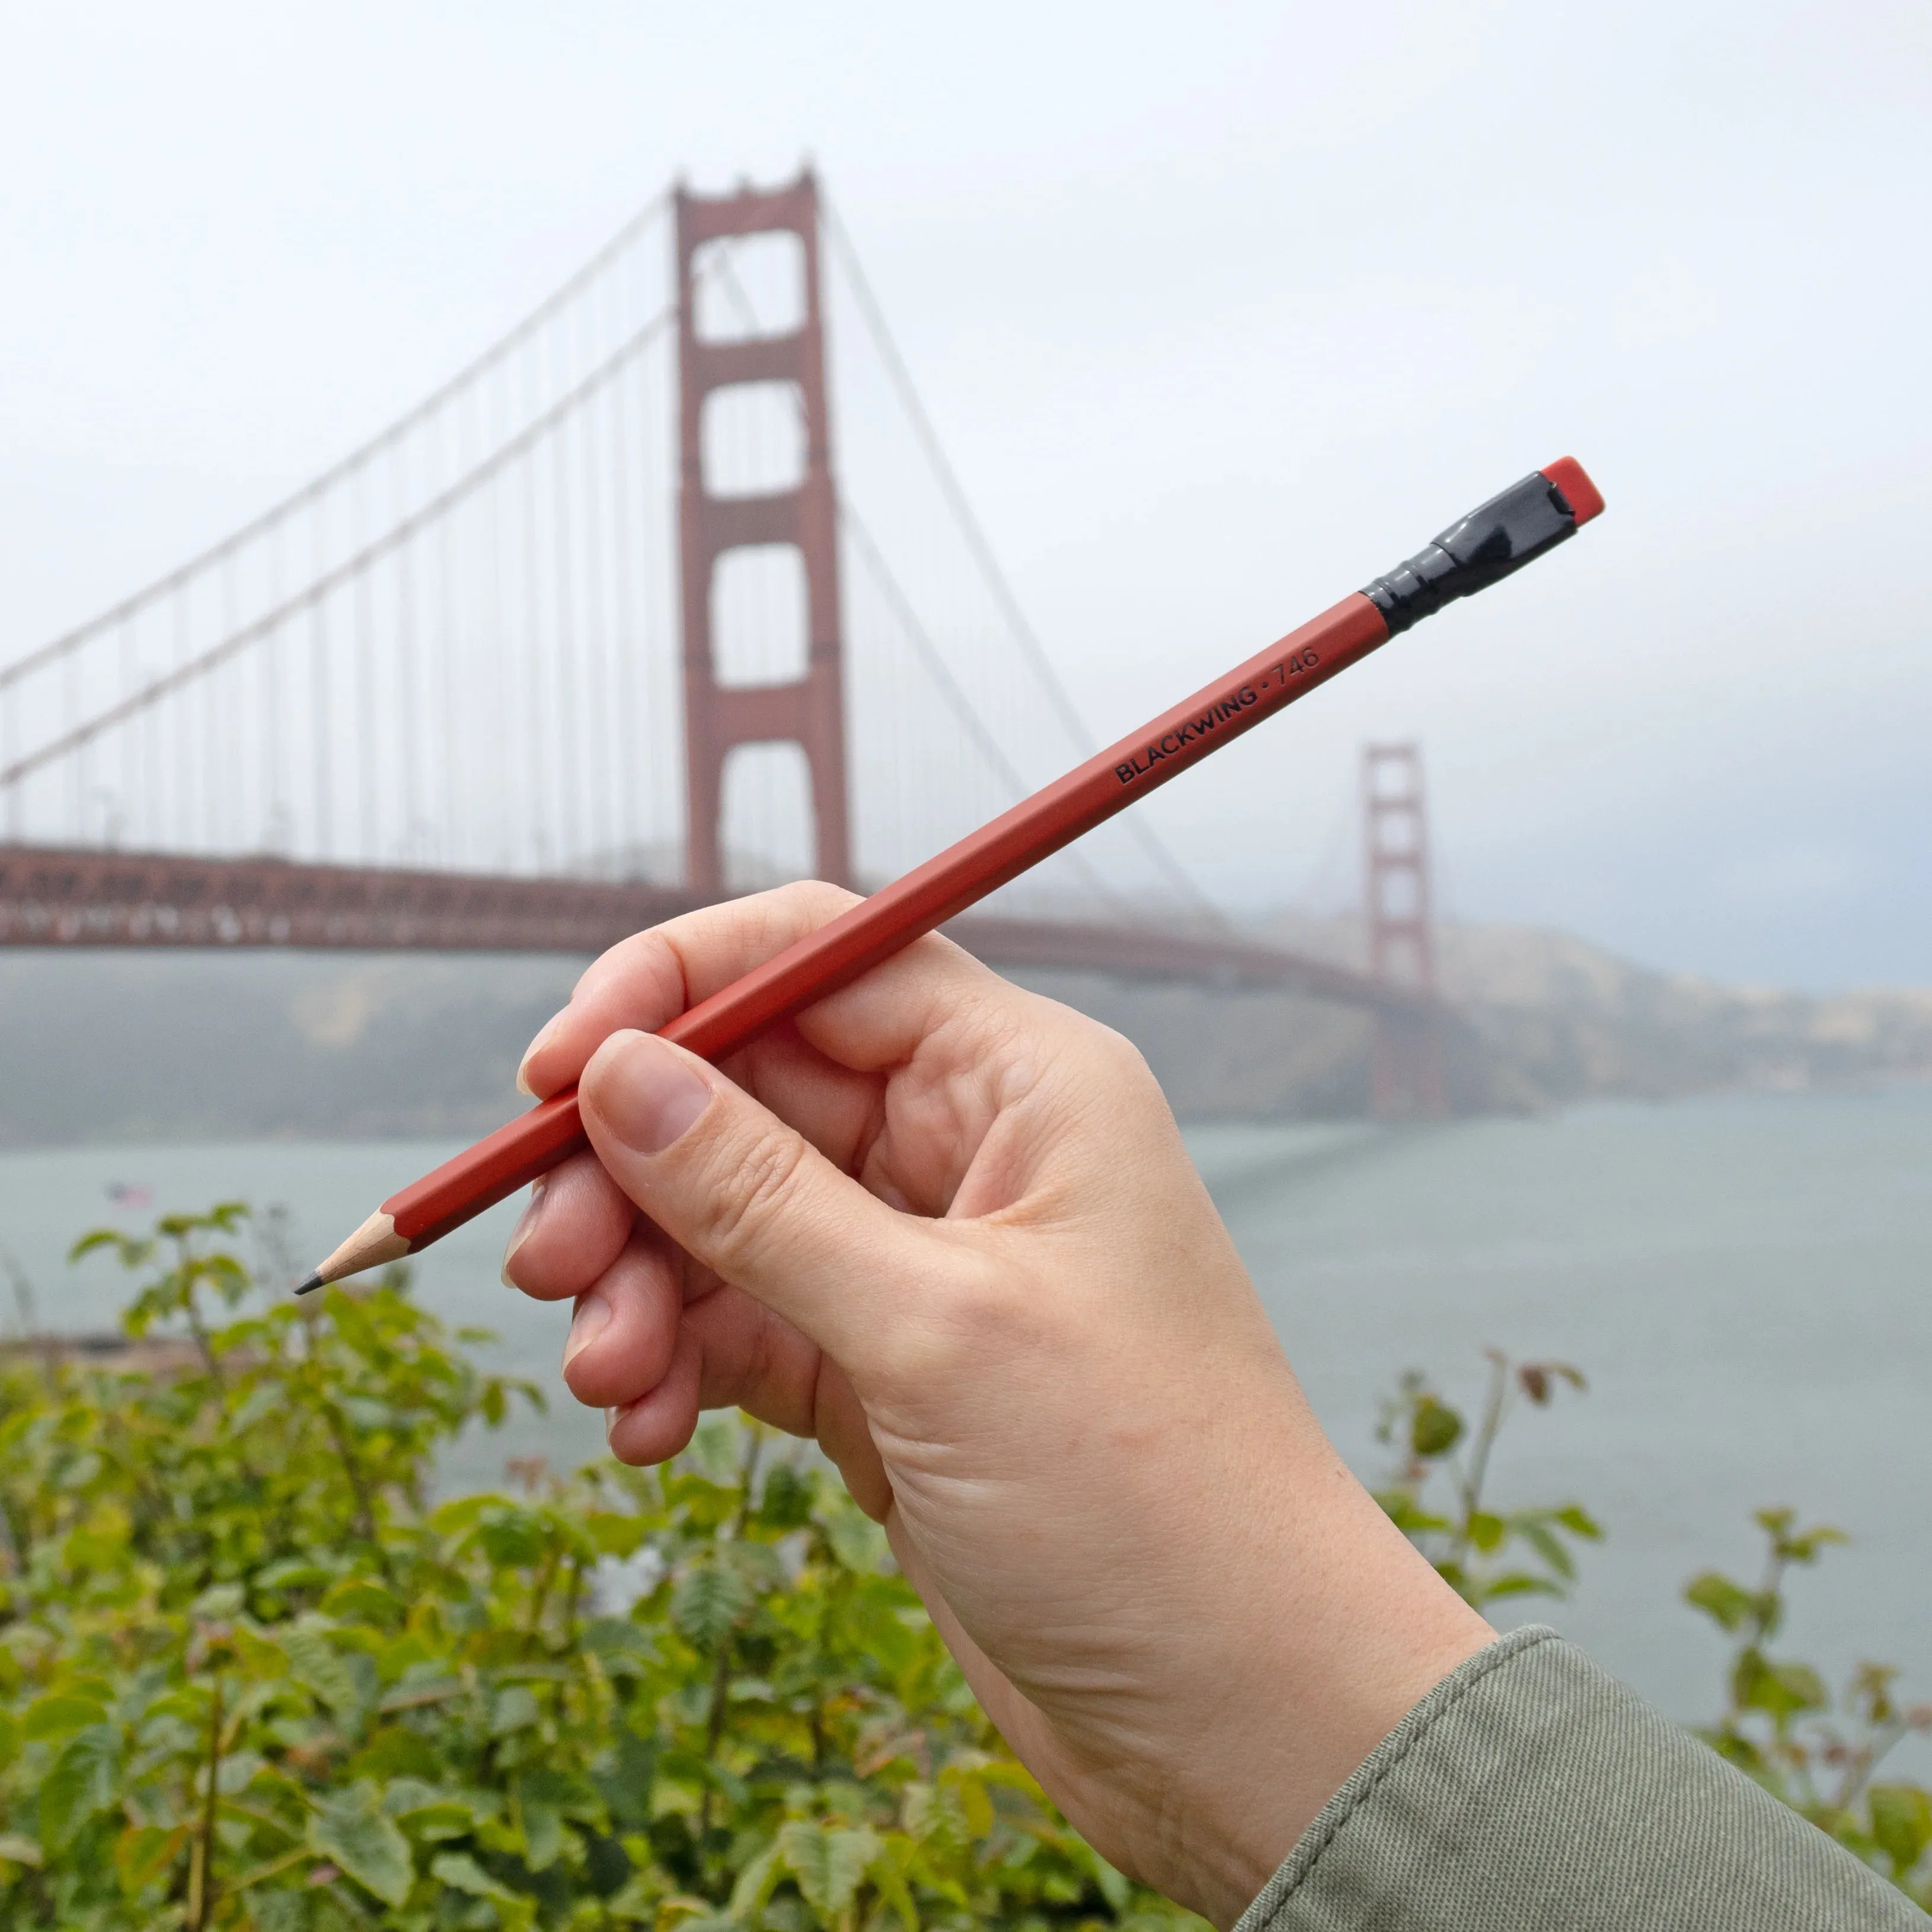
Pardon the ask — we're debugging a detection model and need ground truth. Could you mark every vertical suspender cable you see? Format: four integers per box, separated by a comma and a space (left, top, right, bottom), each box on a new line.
551, 357, 579, 871
213, 554, 238, 849
486, 359, 508, 869
398, 527, 420, 864
523, 340, 548, 874
172, 588, 190, 850
117, 612, 136, 846
440, 395, 464, 870
64, 622, 81, 839
265, 512, 285, 848
355, 463, 378, 861
580, 299, 611, 874
821, 196, 1224, 925
610, 319, 641, 873
311, 497, 331, 861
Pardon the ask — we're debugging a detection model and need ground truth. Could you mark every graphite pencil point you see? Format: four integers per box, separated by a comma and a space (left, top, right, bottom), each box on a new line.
294, 1270, 324, 1296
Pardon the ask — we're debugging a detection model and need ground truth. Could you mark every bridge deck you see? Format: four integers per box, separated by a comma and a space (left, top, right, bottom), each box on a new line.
0, 843, 1430, 1016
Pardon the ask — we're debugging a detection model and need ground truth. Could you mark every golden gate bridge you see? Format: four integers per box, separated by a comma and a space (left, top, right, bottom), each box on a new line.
0, 171, 1445, 1116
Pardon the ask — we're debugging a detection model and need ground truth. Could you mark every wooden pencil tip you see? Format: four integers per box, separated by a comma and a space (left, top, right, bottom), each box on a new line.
294, 1270, 324, 1296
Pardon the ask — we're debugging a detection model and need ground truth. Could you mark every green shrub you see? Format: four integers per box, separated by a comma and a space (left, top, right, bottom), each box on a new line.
0, 1207, 1195, 1932
3, 1205, 1927, 1921
1686, 1509, 1932, 1905
1385, 1353, 1932, 1908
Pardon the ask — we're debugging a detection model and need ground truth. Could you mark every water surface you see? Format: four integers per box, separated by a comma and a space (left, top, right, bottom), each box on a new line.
4, 1087, 1927, 1736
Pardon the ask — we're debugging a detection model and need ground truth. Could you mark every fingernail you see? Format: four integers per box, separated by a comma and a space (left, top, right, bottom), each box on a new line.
563, 1294, 610, 1370
597, 1033, 711, 1154
516, 1010, 567, 1097
500, 1179, 547, 1285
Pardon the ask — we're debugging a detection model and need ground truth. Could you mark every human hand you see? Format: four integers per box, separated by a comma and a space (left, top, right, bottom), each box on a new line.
505, 882, 1491, 1926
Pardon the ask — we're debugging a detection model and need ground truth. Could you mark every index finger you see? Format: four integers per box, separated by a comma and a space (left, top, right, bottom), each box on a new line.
518, 880, 863, 1098
518, 877, 1017, 1102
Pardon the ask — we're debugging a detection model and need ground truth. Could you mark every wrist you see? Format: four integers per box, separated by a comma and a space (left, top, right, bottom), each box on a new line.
1157, 1439, 1494, 1925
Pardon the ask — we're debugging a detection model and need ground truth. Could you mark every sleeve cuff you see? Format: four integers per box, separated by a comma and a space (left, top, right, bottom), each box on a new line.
1232, 1625, 1921, 1932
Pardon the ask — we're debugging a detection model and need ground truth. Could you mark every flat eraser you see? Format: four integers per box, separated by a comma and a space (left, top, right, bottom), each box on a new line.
1541, 456, 1604, 525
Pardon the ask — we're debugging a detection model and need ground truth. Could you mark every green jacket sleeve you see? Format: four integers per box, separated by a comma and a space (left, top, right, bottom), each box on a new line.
1234, 1625, 1924, 1932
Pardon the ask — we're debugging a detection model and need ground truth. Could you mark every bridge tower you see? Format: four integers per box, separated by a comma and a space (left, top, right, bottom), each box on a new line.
675, 171, 852, 892
1362, 742, 1447, 1119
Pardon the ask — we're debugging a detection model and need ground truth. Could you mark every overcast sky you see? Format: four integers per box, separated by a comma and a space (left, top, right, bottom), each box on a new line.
2, 1, 1927, 989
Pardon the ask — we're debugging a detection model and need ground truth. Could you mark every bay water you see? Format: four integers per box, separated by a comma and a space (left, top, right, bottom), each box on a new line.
3, 1086, 1927, 1742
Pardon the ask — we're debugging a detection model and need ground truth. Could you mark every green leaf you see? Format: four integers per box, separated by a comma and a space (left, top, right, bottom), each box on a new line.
490, 1685, 541, 1736
516, 1773, 574, 1871
582, 1617, 656, 1674
282, 1621, 365, 1725
321, 1579, 404, 1628
1374, 1490, 1452, 1535
1473, 1572, 1560, 1601
758, 1462, 816, 1530
432, 1850, 519, 1902
253, 1557, 332, 1592
308, 1783, 415, 1908
592, 1727, 657, 1829
23, 1694, 110, 1742
778, 1820, 879, 1918
671, 1562, 753, 1649
1410, 1395, 1462, 1458
823, 1497, 891, 1576
1868, 1783, 1932, 1876
346, 1725, 443, 1783
1516, 1516, 1578, 1581
729, 1841, 784, 1918
114, 1822, 184, 1894
39, 1724, 119, 1850
1734, 1652, 1827, 1722
1465, 1511, 1506, 1554
1684, 1572, 1761, 1634
475, 1505, 548, 1569
519, 1766, 601, 1818
191, 1581, 246, 1618
429, 1493, 496, 1537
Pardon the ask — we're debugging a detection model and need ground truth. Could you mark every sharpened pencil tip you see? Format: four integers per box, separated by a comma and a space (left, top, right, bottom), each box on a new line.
295, 1270, 324, 1296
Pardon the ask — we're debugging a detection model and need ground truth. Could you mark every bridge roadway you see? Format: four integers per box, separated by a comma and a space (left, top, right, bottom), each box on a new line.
0, 842, 1432, 1017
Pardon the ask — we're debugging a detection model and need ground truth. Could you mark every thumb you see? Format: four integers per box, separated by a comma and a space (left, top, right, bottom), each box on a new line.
577, 1029, 932, 1365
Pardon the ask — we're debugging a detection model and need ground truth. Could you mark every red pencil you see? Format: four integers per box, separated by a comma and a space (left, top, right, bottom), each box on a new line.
297, 458, 1604, 1290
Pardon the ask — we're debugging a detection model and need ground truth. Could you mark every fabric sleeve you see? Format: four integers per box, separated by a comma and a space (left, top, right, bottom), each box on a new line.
1232, 1624, 1925, 1932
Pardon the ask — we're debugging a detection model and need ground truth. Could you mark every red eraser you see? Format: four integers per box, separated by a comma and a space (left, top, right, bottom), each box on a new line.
1541, 456, 1604, 525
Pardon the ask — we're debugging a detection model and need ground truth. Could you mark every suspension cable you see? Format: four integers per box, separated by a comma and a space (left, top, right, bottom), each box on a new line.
819, 193, 1227, 925
0, 304, 677, 795
0, 193, 670, 692
839, 503, 1133, 915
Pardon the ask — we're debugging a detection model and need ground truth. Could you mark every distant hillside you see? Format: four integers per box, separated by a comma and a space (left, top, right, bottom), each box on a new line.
1243, 913, 1932, 1110
0, 919, 1926, 1147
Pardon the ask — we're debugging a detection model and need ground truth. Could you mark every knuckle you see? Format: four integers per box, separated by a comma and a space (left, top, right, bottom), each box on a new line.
575, 927, 688, 1029
751, 879, 864, 951
768, 877, 864, 922
688, 1123, 812, 1278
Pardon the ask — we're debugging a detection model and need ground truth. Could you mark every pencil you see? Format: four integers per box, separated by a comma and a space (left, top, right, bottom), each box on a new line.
297, 458, 1604, 1291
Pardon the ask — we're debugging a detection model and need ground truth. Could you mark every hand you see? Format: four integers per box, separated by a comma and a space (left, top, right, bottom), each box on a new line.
505, 882, 1491, 1926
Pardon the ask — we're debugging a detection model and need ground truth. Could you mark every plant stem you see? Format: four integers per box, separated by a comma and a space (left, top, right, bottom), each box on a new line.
187, 1671, 224, 1932
321, 1397, 393, 1582
698, 1425, 767, 1841
175, 1236, 225, 1387
1452, 1353, 1510, 1569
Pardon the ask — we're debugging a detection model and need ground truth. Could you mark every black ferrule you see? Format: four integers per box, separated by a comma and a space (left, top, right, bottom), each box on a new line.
1363, 470, 1579, 637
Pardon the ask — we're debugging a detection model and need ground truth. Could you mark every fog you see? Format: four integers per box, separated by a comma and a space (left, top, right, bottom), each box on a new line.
2, 0, 1926, 988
